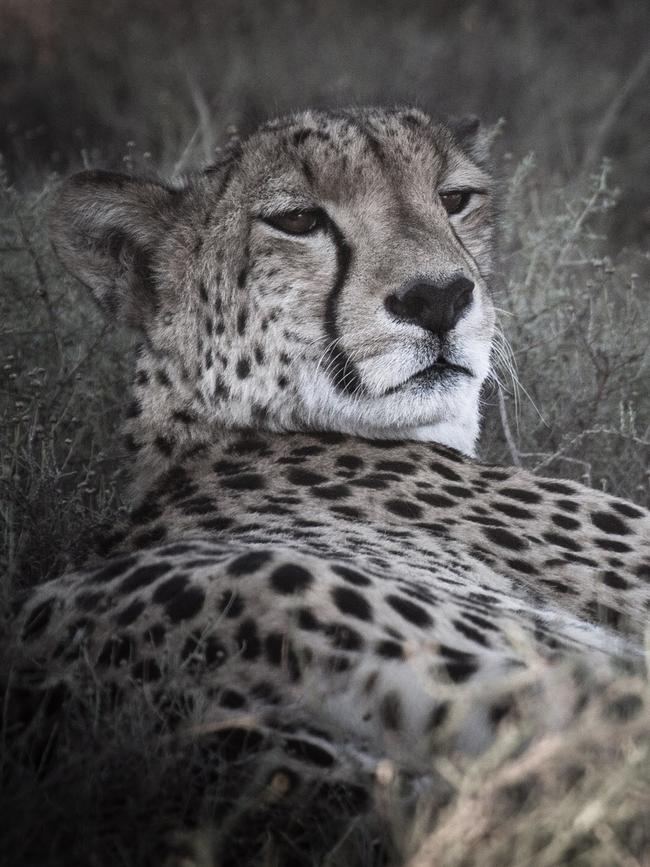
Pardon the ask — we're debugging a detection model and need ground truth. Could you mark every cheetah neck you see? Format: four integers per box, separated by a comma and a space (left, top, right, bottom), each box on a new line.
121, 337, 483, 497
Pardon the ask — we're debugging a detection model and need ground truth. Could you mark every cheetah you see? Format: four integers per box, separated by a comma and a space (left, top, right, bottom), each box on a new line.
5, 106, 650, 861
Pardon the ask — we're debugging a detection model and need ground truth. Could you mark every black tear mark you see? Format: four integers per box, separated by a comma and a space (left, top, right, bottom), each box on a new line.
322, 219, 361, 394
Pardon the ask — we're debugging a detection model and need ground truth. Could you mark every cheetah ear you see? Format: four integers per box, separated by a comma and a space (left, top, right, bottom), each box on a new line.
49, 170, 182, 328
448, 115, 495, 165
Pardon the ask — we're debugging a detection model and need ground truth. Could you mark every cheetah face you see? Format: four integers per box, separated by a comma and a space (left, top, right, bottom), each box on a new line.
240, 110, 496, 452
51, 108, 496, 455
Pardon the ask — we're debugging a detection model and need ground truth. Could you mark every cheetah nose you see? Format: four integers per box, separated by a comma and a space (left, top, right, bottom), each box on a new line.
385, 275, 474, 337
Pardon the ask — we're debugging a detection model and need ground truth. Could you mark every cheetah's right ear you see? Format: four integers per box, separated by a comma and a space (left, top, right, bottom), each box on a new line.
49, 170, 182, 328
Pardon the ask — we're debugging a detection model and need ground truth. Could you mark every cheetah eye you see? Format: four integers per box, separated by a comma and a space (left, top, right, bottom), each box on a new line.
263, 209, 323, 235
439, 190, 472, 216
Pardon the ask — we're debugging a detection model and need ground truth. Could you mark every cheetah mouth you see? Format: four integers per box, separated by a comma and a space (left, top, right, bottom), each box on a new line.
383, 359, 473, 395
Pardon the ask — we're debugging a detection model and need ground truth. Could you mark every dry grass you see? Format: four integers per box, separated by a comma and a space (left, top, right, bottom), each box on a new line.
3, 625, 649, 866
0, 165, 130, 596
405, 670, 650, 867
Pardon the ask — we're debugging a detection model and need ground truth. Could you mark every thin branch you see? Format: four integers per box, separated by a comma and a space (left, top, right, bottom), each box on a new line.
3, 190, 64, 363
497, 385, 522, 466
44, 322, 112, 416
533, 428, 650, 473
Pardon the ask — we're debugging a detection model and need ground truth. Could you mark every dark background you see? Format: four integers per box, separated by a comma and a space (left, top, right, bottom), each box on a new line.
2, 0, 649, 244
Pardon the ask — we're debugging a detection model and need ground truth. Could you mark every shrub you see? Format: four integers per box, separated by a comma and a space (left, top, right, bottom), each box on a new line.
482, 156, 649, 506
0, 165, 130, 594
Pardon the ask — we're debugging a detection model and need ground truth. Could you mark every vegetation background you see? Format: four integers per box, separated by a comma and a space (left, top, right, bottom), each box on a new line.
1, 1, 649, 865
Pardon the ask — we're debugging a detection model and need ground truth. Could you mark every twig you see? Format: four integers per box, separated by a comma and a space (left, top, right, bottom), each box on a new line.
497, 385, 522, 466
533, 428, 650, 473
46, 322, 111, 402
4, 190, 64, 363
171, 124, 201, 179
545, 163, 610, 288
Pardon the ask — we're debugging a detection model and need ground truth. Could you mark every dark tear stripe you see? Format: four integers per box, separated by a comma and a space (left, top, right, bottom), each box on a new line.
323, 220, 361, 395
447, 220, 476, 270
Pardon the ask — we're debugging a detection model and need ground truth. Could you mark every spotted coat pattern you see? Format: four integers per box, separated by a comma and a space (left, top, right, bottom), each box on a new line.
9, 107, 650, 789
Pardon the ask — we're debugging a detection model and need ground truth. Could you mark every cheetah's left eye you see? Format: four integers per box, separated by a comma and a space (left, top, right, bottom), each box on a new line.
439, 190, 472, 216
263, 209, 323, 235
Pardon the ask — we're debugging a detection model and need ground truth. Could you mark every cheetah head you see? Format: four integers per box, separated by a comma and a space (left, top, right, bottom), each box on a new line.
51, 107, 496, 460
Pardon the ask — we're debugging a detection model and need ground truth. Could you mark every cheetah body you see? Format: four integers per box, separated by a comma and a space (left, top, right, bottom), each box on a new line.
10, 107, 650, 785
19, 429, 650, 767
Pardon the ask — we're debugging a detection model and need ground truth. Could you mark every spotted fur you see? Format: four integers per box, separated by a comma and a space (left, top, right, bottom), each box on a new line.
9, 107, 650, 798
